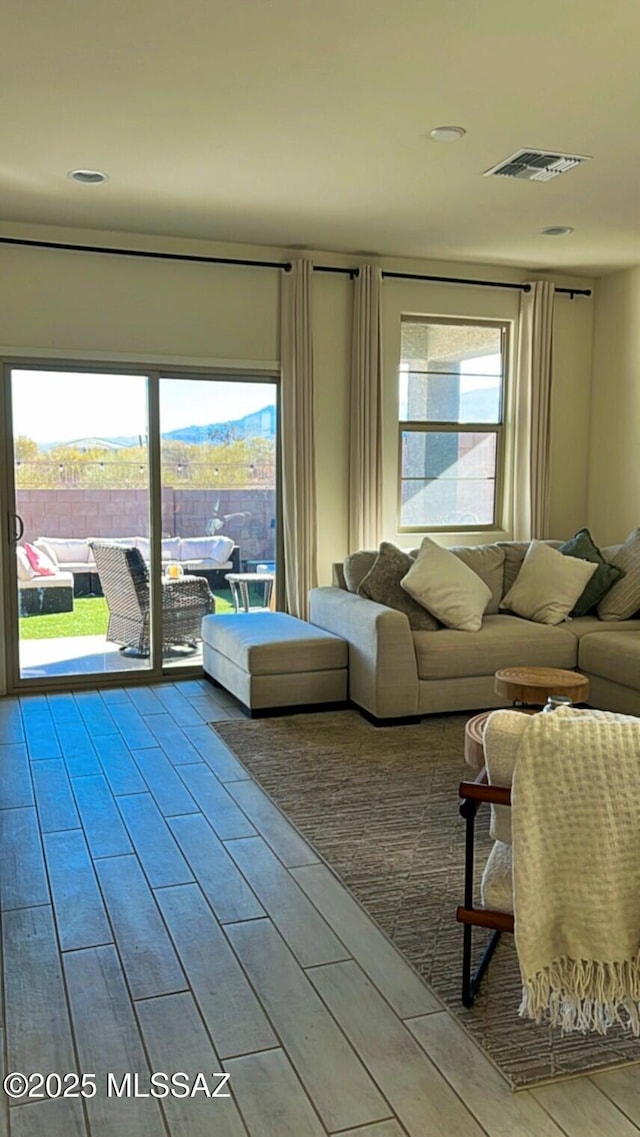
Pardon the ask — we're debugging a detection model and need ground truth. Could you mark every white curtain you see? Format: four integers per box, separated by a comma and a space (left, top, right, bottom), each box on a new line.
280, 258, 318, 619
349, 264, 383, 550
512, 280, 556, 539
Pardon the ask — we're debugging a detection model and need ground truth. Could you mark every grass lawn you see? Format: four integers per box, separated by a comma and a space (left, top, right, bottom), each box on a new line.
19, 590, 237, 640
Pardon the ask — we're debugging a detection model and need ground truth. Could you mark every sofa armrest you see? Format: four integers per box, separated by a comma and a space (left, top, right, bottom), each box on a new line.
309, 586, 419, 719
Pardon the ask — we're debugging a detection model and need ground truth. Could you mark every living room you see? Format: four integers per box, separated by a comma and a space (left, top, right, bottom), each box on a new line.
2, 2, 640, 1135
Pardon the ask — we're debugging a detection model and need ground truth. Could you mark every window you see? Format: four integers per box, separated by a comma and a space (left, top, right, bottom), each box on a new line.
398, 318, 507, 531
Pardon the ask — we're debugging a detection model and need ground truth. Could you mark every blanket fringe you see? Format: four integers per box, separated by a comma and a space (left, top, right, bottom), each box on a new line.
520, 957, 640, 1035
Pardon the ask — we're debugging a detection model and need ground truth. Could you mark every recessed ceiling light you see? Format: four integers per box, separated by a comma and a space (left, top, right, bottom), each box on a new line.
68, 169, 109, 185
541, 225, 574, 237
429, 125, 466, 142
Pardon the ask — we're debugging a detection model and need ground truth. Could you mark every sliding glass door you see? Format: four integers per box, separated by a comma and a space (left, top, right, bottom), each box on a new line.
8, 368, 153, 681
2, 365, 278, 688
159, 376, 278, 670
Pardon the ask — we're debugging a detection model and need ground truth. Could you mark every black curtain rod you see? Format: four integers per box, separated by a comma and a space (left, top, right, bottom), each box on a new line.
0, 235, 354, 276
380, 269, 591, 298
0, 235, 591, 295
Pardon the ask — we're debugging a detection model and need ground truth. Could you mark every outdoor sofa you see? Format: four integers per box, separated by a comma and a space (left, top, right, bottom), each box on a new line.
34, 535, 240, 595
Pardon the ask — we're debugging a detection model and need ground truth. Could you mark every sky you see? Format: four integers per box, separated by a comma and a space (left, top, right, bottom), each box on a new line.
10, 370, 276, 444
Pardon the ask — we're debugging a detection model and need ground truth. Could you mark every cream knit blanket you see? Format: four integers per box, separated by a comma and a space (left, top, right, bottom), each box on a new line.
512, 705, 640, 1034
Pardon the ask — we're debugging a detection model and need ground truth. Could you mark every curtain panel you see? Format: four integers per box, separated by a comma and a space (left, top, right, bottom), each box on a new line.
280, 258, 318, 619
349, 264, 383, 551
512, 280, 556, 539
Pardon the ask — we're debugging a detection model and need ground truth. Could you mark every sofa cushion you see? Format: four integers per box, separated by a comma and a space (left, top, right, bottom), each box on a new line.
344, 550, 378, 592
500, 540, 597, 625
36, 537, 92, 565
448, 543, 505, 615
358, 543, 440, 630
579, 631, 640, 690
565, 615, 640, 639
402, 537, 491, 632
201, 612, 347, 675
179, 535, 234, 564
557, 528, 624, 616
412, 614, 578, 681
135, 536, 182, 562
597, 528, 640, 621
497, 539, 561, 596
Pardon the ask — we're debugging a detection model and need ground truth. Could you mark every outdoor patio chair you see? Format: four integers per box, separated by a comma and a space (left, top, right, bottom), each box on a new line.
89, 541, 215, 656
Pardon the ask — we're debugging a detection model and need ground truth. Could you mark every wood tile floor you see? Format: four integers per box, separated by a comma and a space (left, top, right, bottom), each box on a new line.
1, 679, 639, 1136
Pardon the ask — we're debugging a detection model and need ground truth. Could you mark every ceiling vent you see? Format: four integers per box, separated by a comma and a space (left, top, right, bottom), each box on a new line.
484, 149, 591, 182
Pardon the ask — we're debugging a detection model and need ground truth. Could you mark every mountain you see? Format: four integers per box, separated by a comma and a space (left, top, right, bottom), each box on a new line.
162, 404, 276, 445
38, 405, 276, 451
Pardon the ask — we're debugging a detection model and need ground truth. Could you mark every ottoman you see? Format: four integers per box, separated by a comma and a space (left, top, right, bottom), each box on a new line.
202, 612, 348, 715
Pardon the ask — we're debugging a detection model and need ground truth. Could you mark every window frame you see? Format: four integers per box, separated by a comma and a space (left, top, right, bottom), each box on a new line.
397, 315, 509, 534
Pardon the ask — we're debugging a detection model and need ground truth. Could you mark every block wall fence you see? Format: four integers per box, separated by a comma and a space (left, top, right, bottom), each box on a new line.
17, 488, 276, 564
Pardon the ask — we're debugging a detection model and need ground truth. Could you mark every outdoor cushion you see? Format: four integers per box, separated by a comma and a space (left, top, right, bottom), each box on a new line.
36, 537, 93, 564
25, 542, 57, 576
16, 546, 35, 581
135, 536, 181, 561
179, 535, 234, 563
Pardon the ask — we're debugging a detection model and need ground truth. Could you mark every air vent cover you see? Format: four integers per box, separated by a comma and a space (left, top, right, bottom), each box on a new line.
484, 149, 591, 182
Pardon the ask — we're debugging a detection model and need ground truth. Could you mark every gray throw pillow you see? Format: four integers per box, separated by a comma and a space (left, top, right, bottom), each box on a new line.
358, 542, 441, 630
343, 550, 377, 592
558, 528, 624, 616
597, 528, 640, 621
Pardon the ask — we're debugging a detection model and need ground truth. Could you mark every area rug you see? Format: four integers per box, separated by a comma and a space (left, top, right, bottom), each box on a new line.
213, 709, 640, 1089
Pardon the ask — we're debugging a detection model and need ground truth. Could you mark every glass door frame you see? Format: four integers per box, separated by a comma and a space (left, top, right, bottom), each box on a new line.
0, 358, 280, 695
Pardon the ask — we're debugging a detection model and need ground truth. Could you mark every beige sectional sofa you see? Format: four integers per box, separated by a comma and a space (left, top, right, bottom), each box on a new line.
309, 538, 640, 722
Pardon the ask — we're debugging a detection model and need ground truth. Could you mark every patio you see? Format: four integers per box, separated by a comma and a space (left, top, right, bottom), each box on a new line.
18, 583, 271, 679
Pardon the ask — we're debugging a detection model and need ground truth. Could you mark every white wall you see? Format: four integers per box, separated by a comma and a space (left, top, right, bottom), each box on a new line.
587, 266, 640, 544
0, 222, 595, 691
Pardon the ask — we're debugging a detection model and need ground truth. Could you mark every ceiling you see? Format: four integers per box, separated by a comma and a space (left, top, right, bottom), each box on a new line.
3, 0, 640, 276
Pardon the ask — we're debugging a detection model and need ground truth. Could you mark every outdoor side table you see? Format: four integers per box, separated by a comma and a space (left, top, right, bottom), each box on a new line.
225, 572, 275, 613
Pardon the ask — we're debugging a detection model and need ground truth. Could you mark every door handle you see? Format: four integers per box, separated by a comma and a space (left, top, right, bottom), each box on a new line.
8, 513, 24, 544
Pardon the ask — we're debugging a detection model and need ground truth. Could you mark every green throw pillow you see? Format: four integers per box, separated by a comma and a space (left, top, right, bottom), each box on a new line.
558, 528, 624, 616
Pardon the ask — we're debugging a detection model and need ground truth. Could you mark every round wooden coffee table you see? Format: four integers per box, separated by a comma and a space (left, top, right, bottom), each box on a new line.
494, 666, 589, 707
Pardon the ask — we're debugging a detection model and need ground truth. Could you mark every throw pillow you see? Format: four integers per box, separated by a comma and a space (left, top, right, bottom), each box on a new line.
400, 536, 492, 632
358, 542, 441, 630
558, 528, 625, 616
344, 550, 378, 593
16, 547, 35, 582
448, 544, 505, 615
497, 539, 562, 596
500, 540, 597, 625
597, 528, 640, 621
24, 541, 57, 577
